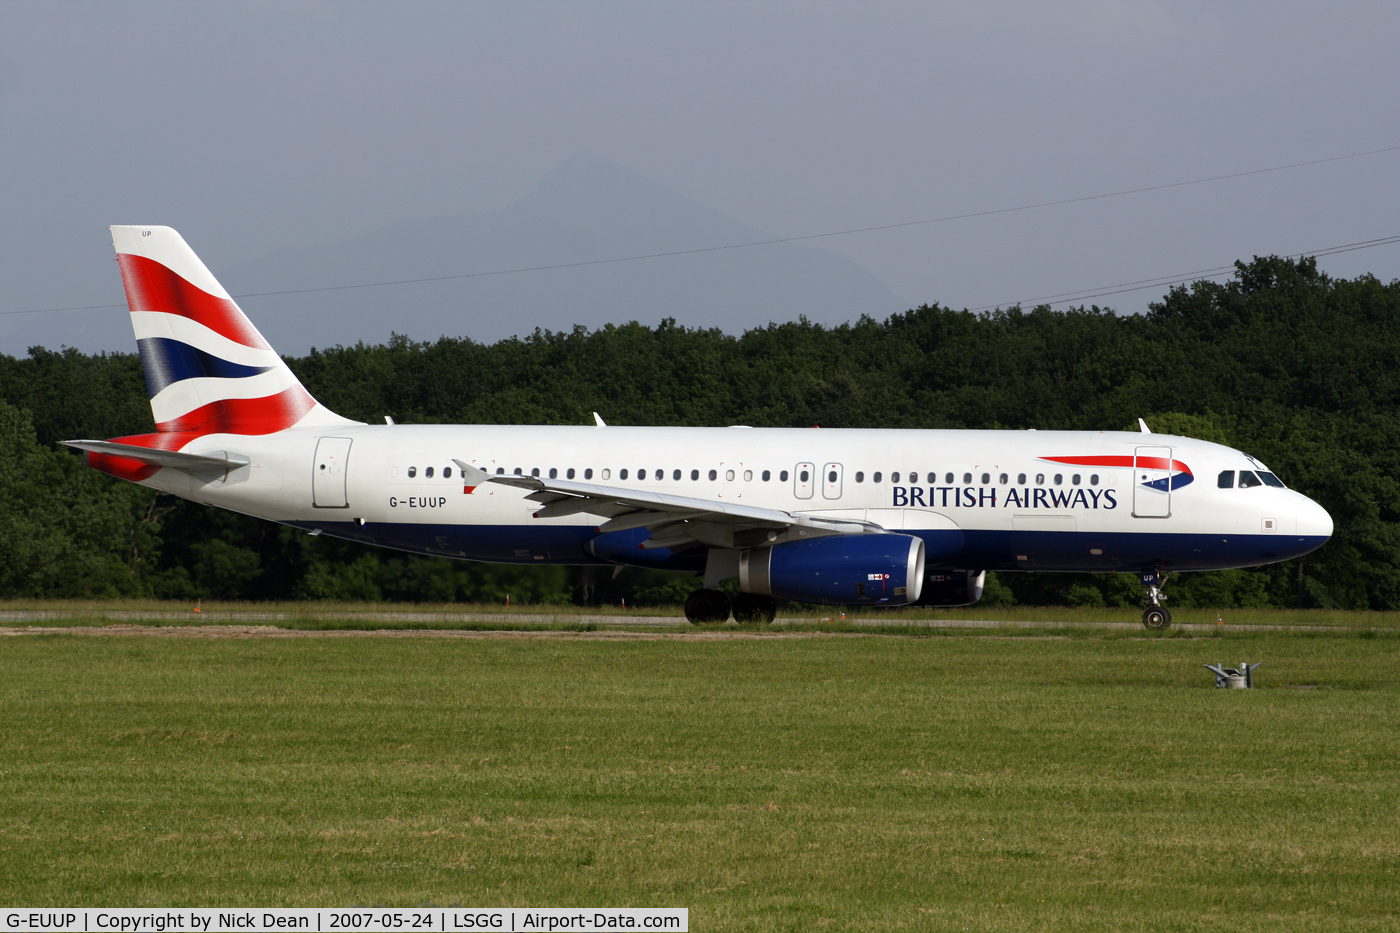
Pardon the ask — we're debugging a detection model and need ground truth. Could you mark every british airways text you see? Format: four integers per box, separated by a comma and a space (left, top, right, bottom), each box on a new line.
892, 486, 1118, 509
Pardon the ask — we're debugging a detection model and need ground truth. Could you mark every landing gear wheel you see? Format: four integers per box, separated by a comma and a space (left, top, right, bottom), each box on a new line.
731, 593, 778, 624
1142, 607, 1172, 630
685, 589, 732, 624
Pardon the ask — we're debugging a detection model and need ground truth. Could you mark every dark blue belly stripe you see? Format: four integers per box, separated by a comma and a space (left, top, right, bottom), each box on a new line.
289, 521, 1329, 575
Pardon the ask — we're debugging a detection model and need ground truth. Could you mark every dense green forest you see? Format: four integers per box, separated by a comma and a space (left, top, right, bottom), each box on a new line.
3, 255, 1397, 609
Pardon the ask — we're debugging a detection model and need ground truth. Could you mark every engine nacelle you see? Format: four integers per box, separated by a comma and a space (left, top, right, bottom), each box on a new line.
740, 534, 926, 606
918, 569, 985, 607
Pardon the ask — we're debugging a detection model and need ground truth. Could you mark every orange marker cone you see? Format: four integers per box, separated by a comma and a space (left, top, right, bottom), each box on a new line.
193, 599, 202, 614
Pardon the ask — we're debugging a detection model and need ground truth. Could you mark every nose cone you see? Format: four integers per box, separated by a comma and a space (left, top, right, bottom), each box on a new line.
1296, 494, 1334, 539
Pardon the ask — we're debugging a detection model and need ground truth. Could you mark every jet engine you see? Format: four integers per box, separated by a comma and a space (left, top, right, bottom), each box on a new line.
917, 569, 985, 607
740, 534, 925, 606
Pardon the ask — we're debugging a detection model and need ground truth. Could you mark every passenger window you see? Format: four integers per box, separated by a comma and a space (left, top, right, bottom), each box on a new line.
1259, 472, 1285, 488
513, 467, 522, 475
744, 470, 753, 481
1218, 470, 1235, 488
673, 469, 681, 481
1054, 474, 1063, 485
531, 467, 539, 477
656, 469, 664, 480
496, 467, 505, 475
407, 466, 417, 478
1035, 474, 1044, 485
426, 467, 434, 478
444, 467, 453, 478
1072, 474, 1081, 486
1017, 473, 1026, 485
691, 469, 700, 481
762, 470, 771, 481
620, 469, 629, 480
636, 469, 644, 481
567, 468, 576, 479
727, 470, 736, 481
584, 468, 593, 479
962, 472, 972, 484
800, 469, 810, 482
892, 472, 900, 483
855, 471, 864, 483
828, 470, 837, 483
600, 469, 610, 480
1238, 471, 1262, 488
999, 473, 1008, 484
708, 469, 718, 481
1090, 474, 1099, 485
548, 467, 557, 479
980, 472, 990, 484
945, 472, 954, 484
873, 472, 882, 483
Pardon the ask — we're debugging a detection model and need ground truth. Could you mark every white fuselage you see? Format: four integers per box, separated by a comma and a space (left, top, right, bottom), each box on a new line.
132, 424, 1333, 575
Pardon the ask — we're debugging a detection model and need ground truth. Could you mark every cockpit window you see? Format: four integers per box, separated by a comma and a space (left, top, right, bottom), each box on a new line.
1259, 472, 1285, 488
1237, 470, 1262, 488
1217, 470, 1235, 488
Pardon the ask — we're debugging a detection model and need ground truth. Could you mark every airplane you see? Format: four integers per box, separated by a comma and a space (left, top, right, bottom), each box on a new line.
62, 226, 1334, 628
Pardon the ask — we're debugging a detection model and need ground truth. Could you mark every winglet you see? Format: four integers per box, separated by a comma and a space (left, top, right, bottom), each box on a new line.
593, 412, 607, 428
1138, 418, 1151, 434
452, 459, 491, 494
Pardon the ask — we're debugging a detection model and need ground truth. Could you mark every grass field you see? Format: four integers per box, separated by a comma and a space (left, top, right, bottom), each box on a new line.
4, 598, 1400, 630
2, 627, 1398, 931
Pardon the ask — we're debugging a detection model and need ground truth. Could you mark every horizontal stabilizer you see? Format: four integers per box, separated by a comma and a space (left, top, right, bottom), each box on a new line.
61, 439, 248, 472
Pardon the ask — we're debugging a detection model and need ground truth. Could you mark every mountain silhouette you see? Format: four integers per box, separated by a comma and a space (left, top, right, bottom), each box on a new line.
218, 153, 903, 351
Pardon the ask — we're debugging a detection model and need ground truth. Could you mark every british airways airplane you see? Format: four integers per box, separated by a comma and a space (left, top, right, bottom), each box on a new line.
64, 226, 1333, 627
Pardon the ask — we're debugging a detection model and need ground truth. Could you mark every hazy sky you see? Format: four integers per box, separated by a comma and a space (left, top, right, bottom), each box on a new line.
2, 1, 1397, 353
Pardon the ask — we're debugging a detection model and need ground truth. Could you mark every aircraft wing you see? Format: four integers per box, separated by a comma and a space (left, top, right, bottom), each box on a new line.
454, 460, 882, 550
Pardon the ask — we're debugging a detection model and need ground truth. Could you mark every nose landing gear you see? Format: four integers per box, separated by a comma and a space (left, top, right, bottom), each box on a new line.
1140, 570, 1172, 630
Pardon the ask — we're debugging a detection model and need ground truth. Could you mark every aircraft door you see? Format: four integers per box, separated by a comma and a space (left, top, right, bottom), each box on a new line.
794, 462, 815, 499
821, 462, 843, 499
1132, 445, 1172, 518
313, 437, 353, 508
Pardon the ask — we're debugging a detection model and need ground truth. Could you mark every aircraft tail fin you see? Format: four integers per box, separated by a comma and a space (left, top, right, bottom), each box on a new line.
109, 225, 358, 439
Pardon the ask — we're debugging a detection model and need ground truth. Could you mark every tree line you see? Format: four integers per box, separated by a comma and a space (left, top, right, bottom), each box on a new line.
2, 255, 1397, 609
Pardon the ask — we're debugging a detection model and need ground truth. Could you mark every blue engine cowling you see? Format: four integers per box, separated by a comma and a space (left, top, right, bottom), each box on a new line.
739, 533, 926, 606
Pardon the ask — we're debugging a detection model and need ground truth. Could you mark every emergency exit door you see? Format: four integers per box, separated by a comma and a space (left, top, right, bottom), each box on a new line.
822, 462, 844, 499
793, 462, 815, 499
313, 437, 353, 508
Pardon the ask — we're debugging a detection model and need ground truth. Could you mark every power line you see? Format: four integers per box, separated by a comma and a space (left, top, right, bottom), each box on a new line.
6, 143, 1399, 318
968, 234, 1400, 311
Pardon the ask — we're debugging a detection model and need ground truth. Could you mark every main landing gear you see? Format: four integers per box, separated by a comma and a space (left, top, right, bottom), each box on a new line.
1140, 570, 1172, 630
683, 589, 777, 624
731, 592, 778, 624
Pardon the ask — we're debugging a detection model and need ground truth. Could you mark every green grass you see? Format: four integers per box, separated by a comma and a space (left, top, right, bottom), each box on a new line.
4, 599, 1400, 631
2, 631, 1398, 930
0, 598, 685, 617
